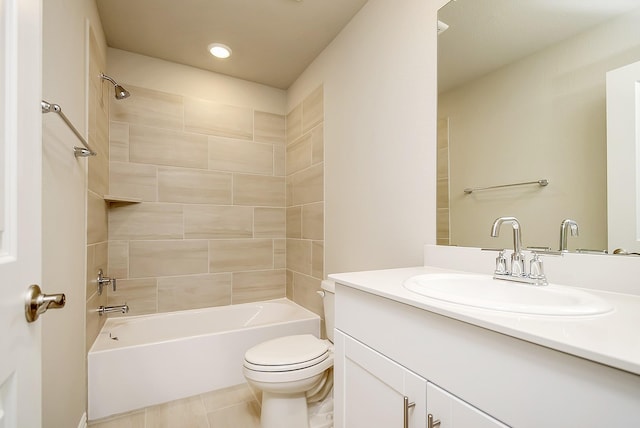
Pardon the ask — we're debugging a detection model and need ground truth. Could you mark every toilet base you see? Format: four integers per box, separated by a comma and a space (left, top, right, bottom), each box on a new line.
261, 391, 309, 428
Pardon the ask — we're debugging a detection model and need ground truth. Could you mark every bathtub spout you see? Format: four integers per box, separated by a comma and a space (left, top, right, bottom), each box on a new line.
98, 304, 129, 316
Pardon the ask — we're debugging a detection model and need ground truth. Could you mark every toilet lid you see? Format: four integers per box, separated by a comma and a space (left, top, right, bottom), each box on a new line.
244, 334, 329, 368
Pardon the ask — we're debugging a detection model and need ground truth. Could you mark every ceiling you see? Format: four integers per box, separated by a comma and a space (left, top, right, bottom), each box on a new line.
96, 0, 369, 90
438, 0, 640, 92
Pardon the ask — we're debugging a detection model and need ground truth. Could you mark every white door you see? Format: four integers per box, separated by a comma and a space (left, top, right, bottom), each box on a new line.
606, 60, 640, 254
0, 0, 43, 426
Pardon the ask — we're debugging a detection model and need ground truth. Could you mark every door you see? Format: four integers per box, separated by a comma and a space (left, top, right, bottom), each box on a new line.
606, 60, 640, 253
335, 330, 427, 428
0, 0, 43, 426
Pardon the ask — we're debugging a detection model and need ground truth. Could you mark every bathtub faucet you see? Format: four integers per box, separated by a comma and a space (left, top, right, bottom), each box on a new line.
98, 304, 129, 316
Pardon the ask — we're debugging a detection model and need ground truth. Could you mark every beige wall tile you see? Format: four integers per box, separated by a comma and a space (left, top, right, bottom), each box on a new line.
286, 104, 302, 145
286, 206, 302, 238
233, 175, 285, 207
436, 177, 449, 209
130, 240, 209, 278
302, 85, 323, 134
109, 121, 129, 162
274, 145, 285, 177
109, 203, 183, 240
109, 161, 157, 202
286, 269, 294, 299
88, 141, 109, 196
437, 146, 449, 181
208, 137, 273, 175
286, 239, 311, 275
292, 273, 323, 317
312, 241, 324, 279
254, 111, 285, 144
311, 125, 324, 165
184, 205, 253, 239
110, 85, 183, 131
88, 191, 107, 245
209, 239, 273, 273
158, 167, 232, 204
184, 97, 253, 140
232, 269, 286, 304
157, 273, 232, 312
302, 202, 323, 240
286, 134, 312, 175
289, 163, 323, 206
108, 278, 157, 316
274, 239, 286, 269
86, 245, 95, 300
254, 208, 285, 238
94, 242, 109, 290
129, 125, 208, 169
108, 240, 129, 279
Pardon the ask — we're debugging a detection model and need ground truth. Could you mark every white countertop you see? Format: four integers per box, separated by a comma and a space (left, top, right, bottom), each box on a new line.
329, 266, 640, 376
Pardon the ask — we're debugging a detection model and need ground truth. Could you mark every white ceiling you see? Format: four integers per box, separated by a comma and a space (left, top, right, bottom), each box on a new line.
438, 0, 640, 92
96, 0, 369, 90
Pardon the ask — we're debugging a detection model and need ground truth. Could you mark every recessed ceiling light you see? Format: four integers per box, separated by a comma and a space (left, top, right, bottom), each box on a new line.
208, 43, 232, 59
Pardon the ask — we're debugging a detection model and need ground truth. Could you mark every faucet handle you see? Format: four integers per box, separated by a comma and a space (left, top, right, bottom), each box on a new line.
494, 250, 508, 275
528, 254, 548, 285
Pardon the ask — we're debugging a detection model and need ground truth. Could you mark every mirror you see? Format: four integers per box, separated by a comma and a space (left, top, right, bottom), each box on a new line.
436, 0, 640, 253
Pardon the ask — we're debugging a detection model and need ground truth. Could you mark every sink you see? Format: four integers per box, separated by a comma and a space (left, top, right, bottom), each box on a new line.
402, 273, 613, 316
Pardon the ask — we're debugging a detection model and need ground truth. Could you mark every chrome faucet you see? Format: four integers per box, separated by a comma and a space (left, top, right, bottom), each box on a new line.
491, 216, 525, 277
490, 217, 548, 286
98, 304, 129, 316
559, 219, 579, 252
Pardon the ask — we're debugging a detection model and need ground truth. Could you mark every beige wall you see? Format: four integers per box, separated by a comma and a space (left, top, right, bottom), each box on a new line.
42, 0, 106, 426
104, 51, 291, 315
288, 0, 447, 275
286, 86, 325, 320
440, 7, 640, 251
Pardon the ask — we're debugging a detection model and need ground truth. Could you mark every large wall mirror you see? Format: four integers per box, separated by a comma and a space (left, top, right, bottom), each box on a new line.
437, 0, 640, 254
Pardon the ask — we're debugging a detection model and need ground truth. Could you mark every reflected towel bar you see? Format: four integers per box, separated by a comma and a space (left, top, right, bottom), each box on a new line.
41, 100, 97, 157
464, 179, 548, 194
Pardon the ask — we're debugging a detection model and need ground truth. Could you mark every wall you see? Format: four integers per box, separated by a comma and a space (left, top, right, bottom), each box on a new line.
106, 50, 289, 315
439, 7, 640, 251
286, 86, 325, 319
288, 0, 447, 275
42, 0, 106, 426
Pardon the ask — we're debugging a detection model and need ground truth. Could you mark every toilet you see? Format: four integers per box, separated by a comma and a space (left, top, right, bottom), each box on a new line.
243, 280, 335, 428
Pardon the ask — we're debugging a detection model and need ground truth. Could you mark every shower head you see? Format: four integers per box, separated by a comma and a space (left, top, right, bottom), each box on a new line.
100, 73, 130, 100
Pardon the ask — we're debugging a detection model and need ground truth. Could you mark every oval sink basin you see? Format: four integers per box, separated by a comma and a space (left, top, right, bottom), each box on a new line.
403, 274, 613, 316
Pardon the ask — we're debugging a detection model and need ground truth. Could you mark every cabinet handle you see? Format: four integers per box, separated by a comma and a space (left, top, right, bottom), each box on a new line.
403, 396, 416, 428
428, 413, 441, 428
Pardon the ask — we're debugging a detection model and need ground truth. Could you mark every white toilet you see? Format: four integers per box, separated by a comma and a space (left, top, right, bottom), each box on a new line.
243, 280, 335, 428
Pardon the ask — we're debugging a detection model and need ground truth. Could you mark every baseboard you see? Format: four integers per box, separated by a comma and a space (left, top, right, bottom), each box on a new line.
77, 412, 87, 428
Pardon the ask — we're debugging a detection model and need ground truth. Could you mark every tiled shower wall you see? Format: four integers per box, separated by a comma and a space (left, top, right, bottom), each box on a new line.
436, 117, 450, 246
86, 29, 109, 350
106, 85, 288, 315
285, 86, 325, 319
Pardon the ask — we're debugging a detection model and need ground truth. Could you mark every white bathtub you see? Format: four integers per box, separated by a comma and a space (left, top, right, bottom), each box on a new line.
88, 298, 320, 420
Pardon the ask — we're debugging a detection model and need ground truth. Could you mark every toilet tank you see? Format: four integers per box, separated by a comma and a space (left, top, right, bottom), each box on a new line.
321, 280, 335, 342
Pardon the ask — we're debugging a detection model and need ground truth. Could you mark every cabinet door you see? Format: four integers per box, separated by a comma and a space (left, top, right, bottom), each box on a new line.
335, 330, 427, 428
427, 382, 509, 428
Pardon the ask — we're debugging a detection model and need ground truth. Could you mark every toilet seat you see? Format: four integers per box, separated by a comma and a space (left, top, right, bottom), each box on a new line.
244, 334, 330, 372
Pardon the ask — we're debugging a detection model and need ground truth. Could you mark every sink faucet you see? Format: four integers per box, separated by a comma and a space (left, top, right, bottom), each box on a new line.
490, 216, 525, 277
559, 219, 579, 252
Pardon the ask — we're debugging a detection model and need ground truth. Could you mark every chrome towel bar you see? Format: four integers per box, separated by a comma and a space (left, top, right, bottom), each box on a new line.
41, 100, 97, 157
464, 179, 548, 194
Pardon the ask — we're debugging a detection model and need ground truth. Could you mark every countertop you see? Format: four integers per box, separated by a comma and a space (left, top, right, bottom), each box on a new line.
329, 266, 640, 376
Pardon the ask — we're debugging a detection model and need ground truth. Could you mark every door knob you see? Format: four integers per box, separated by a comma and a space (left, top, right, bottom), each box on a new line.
25, 284, 66, 323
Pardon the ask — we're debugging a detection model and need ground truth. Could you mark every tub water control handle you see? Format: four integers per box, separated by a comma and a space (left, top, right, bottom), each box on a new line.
97, 269, 117, 295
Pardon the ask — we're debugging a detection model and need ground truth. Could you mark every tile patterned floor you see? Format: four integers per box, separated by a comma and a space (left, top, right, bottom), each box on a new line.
87, 383, 261, 428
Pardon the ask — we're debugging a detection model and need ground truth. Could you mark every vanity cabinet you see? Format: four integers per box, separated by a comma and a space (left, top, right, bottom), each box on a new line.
332, 280, 640, 428
335, 329, 506, 428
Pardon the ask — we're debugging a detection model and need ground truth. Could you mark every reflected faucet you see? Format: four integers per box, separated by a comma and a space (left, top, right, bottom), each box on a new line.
559, 219, 579, 252
491, 216, 525, 276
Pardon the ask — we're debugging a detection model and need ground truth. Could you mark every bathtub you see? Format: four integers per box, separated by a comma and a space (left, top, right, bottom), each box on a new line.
87, 298, 320, 420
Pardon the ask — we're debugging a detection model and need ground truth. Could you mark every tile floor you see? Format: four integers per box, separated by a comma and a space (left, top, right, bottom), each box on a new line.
87, 383, 261, 428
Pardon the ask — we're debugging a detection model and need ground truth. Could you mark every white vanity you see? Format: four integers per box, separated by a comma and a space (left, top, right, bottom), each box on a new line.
329, 263, 640, 427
